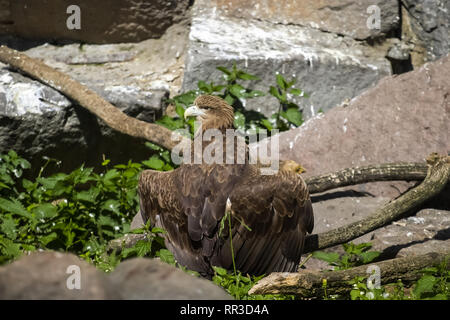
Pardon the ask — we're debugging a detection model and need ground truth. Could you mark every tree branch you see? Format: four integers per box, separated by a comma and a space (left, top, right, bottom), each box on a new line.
0, 45, 189, 151
249, 251, 450, 298
303, 153, 450, 253
305, 162, 428, 194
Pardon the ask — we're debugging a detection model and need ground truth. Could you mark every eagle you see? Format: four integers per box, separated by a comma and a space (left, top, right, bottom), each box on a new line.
138, 95, 314, 277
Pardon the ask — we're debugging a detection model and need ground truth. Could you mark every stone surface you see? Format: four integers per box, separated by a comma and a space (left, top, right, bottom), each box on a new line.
0, 67, 167, 174
252, 54, 450, 196
183, 0, 392, 119
0, 21, 190, 173
302, 191, 450, 271
0, 251, 117, 299
109, 258, 231, 300
0, 251, 232, 299
208, 0, 400, 40
401, 0, 450, 62
3, 0, 192, 44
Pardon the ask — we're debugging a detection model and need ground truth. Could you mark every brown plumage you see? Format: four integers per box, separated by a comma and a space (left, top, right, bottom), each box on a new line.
138, 95, 314, 276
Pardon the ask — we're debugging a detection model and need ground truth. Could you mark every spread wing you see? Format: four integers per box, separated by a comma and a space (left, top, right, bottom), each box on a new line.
211, 168, 314, 275
138, 163, 245, 275
138, 164, 314, 276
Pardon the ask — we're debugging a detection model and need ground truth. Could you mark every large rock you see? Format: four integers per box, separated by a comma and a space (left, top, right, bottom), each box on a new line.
253, 54, 449, 196
0, 251, 117, 299
303, 194, 450, 271
401, 0, 450, 62
109, 258, 231, 300
2, 0, 192, 44
0, 251, 232, 299
0, 68, 167, 174
182, 0, 392, 118
0, 21, 191, 172
209, 0, 400, 40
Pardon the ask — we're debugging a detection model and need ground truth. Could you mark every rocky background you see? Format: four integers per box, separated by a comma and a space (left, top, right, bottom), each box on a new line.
0, 0, 449, 299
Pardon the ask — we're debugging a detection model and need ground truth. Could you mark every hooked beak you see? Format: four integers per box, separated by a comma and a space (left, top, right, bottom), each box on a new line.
184, 105, 206, 119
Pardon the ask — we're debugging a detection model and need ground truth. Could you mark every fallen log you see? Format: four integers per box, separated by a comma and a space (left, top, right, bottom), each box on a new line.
249, 250, 450, 298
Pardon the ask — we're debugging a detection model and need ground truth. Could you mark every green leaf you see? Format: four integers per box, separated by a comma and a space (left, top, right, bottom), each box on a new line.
217, 66, 231, 75
142, 155, 165, 171
224, 94, 235, 106
1, 215, 17, 239
233, 111, 246, 130
312, 251, 340, 264
359, 251, 380, 264
0, 238, 22, 258
269, 86, 281, 100
100, 200, 121, 215
229, 84, 246, 98
260, 119, 273, 131
284, 108, 303, 126
276, 74, 286, 90
145, 142, 163, 152
237, 71, 259, 81
75, 187, 100, 203
158, 249, 175, 265
32, 203, 58, 220
0, 198, 32, 220
151, 227, 167, 234
213, 266, 228, 276
103, 169, 120, 182
247, 90, 265, 98
290, 88, 303, 96
98, 214, 117, 227
39, 232, 58, 246
134, 240, 152, 257
175, 103, 185, 118
413, 275, 438, 298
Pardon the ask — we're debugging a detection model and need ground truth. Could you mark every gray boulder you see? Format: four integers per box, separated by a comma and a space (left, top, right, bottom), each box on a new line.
0, 251, 232, 299
252, 53, 450, 197
2, 0, 192, 44
0, 67, 167, 174
303, 193, 450, 271
0, 251, 117, 299
402, 0, 450, 62
206, 0, 400, 41
109, 258, 231, 300
182, 0, 392, 119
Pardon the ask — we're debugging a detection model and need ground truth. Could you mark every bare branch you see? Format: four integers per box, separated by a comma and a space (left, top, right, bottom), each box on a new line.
303, 154, 450, 253
305, 162, 428, 194
0, 45, 190, 151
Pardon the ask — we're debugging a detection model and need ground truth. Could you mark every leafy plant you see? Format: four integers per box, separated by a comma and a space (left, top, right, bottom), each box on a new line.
269, 74, 308, 131
212, 266, 294, 300
164, 62, 309, 136
412, 258, 449, 300
312, 242, 381, 271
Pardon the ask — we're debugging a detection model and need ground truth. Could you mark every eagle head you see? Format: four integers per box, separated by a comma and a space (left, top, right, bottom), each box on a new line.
184, 95, 234, 131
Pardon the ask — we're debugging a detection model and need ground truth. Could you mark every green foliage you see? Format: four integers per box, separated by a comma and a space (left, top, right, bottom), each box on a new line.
269, 73, 307, 131
312, 242, 381, 271
212, 266, 294, 300
315, 242, 449, 300
165, 62, 309, 136
412, 258, 449, 300
0, 149, 168, 266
